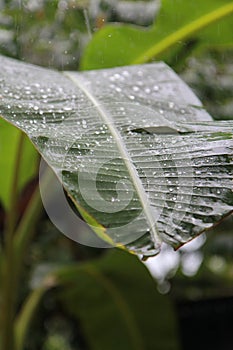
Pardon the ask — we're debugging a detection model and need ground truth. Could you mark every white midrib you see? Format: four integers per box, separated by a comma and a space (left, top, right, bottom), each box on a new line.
64, 71, 161, 248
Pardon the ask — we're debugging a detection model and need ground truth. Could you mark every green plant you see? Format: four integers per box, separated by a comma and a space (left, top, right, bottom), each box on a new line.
0, 1, 232, 350
81, 0, 233, 69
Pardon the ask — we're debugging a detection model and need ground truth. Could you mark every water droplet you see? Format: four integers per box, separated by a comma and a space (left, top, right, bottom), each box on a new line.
114, 73, 121, 79
129, 95, 135, 100
169, 102, 175, 108
82, 120, 87, 128
122, 70, 129, 77
133, 86, 139, 92
63, 106, 72, 111
153, 85, 159, 91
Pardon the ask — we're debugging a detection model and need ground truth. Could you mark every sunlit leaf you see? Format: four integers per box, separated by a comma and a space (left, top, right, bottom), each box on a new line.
0, 55, 232, 257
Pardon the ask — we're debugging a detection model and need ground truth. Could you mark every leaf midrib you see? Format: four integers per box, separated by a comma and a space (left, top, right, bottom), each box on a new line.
64, 71, 161, 249
132, 2, 233, 64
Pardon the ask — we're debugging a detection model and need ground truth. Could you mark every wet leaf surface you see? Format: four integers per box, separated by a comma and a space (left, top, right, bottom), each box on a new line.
0, 55, 232, 256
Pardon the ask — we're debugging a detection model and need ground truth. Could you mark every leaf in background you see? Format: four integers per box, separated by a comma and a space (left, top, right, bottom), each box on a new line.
0, 55, 232, 257
0, 119, 38, 210
57, 249, 180, 350
81, 0, 233, 70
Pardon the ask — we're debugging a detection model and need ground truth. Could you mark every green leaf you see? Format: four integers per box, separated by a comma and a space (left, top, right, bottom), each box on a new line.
57, 249, 180, 350
0, 119, 38, 209
0, 55, 232, 257
15, 249, 180, 350
81, 0, 233, 70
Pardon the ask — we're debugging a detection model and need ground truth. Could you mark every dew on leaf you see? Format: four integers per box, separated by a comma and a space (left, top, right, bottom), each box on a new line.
0, 56, 232, 256
122, 71, 129, 77
63, 106, 72, 111
82, 120, 87, 128
133, 86, 139, 92
128, 95, 135, 100
153, 85, 159, 91
168, 102, 175, 108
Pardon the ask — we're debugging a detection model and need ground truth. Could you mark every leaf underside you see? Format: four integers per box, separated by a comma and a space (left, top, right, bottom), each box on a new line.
0, 55, 232, 256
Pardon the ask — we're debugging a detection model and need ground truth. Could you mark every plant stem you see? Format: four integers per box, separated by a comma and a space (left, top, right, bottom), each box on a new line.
14, 183, 42, 264
133, 2, 233, 64
14, 285, 50, 350
1, 132, 25, 350
1, 175, 43, 350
